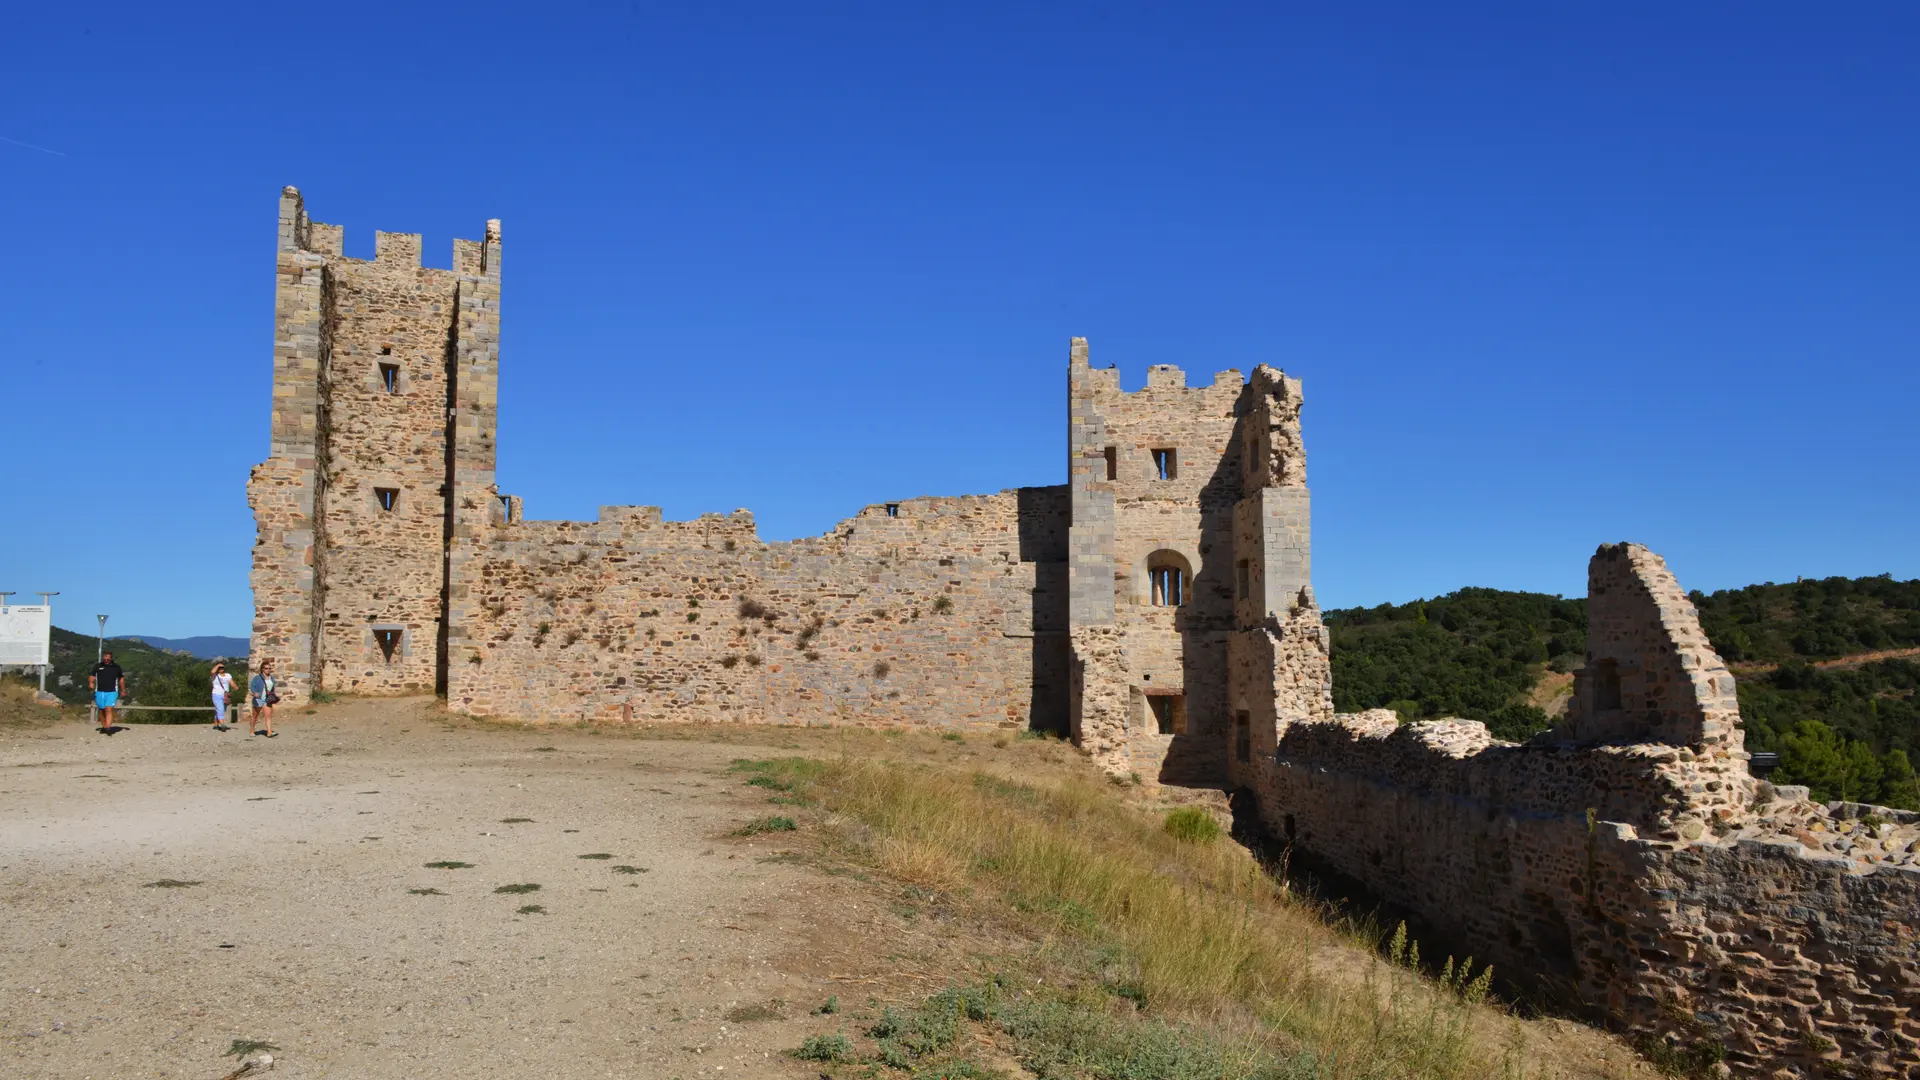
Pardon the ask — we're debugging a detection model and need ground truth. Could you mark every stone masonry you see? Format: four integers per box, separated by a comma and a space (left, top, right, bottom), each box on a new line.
252, 190, 1917, 1076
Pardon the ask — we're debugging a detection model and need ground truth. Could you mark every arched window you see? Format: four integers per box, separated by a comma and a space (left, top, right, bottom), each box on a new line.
1145, 550, 1191, 607
1150, 566, 1183, 606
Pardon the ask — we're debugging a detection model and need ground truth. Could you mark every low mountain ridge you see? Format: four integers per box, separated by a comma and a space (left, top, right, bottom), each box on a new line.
123, 634, 249, 659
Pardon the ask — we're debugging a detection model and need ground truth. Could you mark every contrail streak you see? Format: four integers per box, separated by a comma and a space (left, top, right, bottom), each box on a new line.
0, 135, 66, 157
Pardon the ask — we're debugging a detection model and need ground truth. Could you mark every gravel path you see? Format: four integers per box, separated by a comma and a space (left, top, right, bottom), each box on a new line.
0, 699, 852, 1079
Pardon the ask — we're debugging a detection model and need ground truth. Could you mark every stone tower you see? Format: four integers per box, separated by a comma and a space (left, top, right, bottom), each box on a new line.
1066, 342, 1326, 782
246, 187, 501, 704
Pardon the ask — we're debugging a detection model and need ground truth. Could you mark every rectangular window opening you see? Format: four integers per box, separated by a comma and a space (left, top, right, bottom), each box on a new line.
1103, 446, 1118, 481
1152, 448, 1177, 480
373, 628, 402, 663
1236, 560, 1251, 600
375, 487, 399, 512
884, 503, 900, 518
1148, 693, 1187, 736
380, 345, 393, 356
1235, 710, 1252, 762
379, 363, 399, 394
1595, 658, 1623, 711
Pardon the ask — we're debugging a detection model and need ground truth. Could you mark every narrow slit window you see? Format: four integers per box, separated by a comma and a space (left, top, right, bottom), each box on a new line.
1150, 565, 1184, 607
375, 487, 399, 512
379, 363, 399, 394
885, 503, 900, 518
1237, 560, 1251, 600
1235, 710, 1252, 762
374, 628, 402, 663
1152, 448, 1177, 480
1103, 446, 1118, 480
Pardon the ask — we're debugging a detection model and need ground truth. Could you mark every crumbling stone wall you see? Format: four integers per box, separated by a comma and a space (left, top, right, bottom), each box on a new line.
1246, 545, 1920, 1077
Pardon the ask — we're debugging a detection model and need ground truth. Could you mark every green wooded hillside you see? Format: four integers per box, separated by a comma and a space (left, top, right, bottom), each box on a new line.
28, 625, 247, 718
1325, 573, 1920, 809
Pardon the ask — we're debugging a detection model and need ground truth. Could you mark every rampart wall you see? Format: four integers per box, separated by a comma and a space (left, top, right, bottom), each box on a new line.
445, 490, 1071, 730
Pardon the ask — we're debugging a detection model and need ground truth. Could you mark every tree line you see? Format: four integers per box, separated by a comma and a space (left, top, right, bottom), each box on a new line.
1325, 574, 1920, 809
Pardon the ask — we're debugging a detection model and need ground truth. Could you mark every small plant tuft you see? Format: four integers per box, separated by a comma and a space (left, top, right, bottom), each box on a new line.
143, 879, 203, 889
1163, 806, 1223, 843
500, 817, 534, 824
577, 852, 614, 860
611, 865, 649, 874
516, 904, 546, 915
424, 860, 475, 869
734, 815, 798, 836
872, 660, 892, 678
408, 887, 447, 896
494, 883, 542, 895
792, 1033, 852, 1063
931, 596, 954, 614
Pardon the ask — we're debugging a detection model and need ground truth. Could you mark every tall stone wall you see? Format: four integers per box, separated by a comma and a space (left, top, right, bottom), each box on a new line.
444, 490, 1071, 730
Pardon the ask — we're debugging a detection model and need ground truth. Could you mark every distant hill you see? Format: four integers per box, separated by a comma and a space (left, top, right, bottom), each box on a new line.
24, 625, 248, 717
124, 634, 249, 659
1325, 573, 1920, 810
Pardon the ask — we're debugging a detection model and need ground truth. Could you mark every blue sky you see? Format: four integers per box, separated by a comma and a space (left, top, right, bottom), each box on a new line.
2, 3, 1915, 637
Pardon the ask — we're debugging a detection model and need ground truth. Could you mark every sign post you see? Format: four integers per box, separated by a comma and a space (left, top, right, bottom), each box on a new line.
0, 600, 53, 679
34, 592, 58, 695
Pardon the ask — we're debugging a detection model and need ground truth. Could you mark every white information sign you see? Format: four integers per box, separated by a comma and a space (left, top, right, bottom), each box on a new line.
0, 605, 52, 666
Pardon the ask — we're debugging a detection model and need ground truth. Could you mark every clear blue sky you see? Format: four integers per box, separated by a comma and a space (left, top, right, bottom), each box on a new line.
3, 3, 1915, 638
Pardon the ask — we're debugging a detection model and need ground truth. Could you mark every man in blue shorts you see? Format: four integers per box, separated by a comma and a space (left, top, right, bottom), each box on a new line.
90, 651, 126, 733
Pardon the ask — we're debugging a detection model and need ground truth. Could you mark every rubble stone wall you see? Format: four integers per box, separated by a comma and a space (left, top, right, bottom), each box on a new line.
1248, 713, 1920, 1075
444, 490, 1072, 730
1244, 544, 1920, 1077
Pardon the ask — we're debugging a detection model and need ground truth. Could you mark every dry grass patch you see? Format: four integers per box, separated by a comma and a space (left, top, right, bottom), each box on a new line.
746, 751, 1648, 1080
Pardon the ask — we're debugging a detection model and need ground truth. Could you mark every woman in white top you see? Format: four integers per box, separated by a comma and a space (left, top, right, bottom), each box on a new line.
211, 662, 235, 731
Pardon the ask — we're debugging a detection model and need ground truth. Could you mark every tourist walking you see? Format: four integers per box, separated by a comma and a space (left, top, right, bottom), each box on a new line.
89, 651, 126, 733
249, 660, 278, 737
210, 663, 236, 731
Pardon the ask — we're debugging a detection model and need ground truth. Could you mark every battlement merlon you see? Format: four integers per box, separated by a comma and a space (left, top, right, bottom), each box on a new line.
276, 186, 501, 277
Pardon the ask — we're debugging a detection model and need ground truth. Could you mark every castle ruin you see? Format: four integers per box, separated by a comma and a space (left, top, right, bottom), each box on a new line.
250, 189, 1919, 1076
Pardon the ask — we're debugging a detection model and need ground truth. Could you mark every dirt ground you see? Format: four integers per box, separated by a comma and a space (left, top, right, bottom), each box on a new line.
0, 698, 977, 1080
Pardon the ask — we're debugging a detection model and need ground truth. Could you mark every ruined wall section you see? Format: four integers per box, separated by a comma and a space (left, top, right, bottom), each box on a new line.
1249, 715, 1920, 1075
446, 490, 1071, 730
1246, 546, 1917, 1075
1226, 364, 1328, 790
